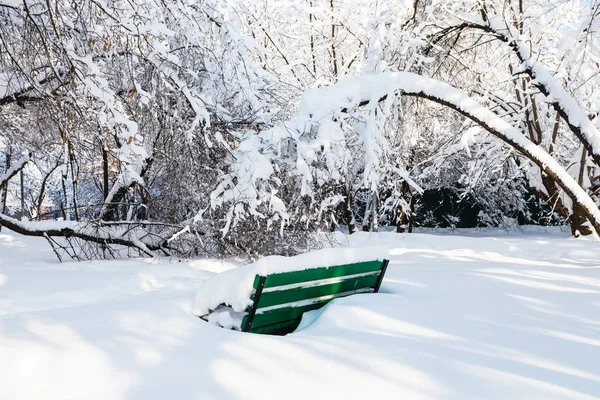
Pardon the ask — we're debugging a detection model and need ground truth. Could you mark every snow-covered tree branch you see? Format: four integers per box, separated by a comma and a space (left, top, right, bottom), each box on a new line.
2, 0, 600, 260
0, 154, 28, 189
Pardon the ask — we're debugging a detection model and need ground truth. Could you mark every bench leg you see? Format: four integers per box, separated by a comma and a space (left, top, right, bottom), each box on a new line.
243, 275, 266, 332
373, 259, 389, 293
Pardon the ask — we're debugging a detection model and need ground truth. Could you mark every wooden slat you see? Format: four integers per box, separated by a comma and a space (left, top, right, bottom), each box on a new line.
251, 301, 327, 329
255, 274, 379, 308
249, 318, 302, 335
250, 288, 371, 329
262, 260, 384, 289
262, 271, 379, 293
251, 274, 262, 289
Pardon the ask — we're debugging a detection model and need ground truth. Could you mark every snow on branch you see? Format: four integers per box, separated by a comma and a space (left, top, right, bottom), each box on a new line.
99, 168, 145, 220
299, 72, 600, 235
0, 213, 206, 261
0, 154, 29, 189
453, 14, 600, 168
0, 213, 161, 257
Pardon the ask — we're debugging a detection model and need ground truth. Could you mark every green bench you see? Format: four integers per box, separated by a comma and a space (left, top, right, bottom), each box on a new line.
201, 258, 389, 335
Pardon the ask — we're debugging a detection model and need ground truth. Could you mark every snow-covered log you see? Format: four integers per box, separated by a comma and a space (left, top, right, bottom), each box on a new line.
300, 72, 600, 236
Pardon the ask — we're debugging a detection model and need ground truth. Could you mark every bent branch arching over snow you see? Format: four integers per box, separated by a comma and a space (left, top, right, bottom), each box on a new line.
300, 72, 600, 236
450, 15, 600, 168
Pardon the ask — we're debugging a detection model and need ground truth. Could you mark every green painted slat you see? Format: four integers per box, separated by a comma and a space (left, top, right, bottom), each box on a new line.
251, 300, 327, 329
249, 318, 302, 335
256, 274, 379, 308
251, 275, 262, 289
263, 260, 384, 289
250, 286, 372, 329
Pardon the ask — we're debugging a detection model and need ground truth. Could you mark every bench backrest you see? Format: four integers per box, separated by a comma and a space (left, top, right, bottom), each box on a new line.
241, 259, 389, 335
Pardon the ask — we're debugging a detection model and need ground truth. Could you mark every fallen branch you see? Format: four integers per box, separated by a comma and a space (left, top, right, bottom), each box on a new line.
0, 213, 161, 257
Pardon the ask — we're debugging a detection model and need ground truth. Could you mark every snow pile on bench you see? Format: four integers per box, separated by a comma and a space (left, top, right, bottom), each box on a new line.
191, 245, 389, 320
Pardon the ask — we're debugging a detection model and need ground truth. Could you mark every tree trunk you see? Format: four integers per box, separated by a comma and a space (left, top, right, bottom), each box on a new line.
102, 144, 109, 201
0, 150, 11, 231
19, 170, 25, 220
370, 193, 378, 232
60, 172, 68, 221
396, 207, 408, 233
330, 0, 338, 77
396, 181, 410, 233
309, 0, 317, 75
571, 147, 593, 236
68, 138, 79, 221
35, 164, 59, 219
362, 194, 371, 231
138, 186, 150, 220
344, 188, 356, 234
408, 195, 416, 233
570, 203, 593, 237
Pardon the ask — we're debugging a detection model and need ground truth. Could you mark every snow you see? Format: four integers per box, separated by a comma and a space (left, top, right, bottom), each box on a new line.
192, 245, 389, 317
1, 229, 600, 399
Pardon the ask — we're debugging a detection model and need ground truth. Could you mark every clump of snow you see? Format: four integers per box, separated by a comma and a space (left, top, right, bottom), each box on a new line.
206, 305, 247, 330
191, 245, 389, 317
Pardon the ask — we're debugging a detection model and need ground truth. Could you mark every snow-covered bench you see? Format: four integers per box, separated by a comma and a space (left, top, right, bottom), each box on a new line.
192, 247, 389, 335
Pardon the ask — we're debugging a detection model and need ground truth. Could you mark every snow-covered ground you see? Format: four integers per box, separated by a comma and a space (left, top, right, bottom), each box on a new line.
1, 228, 599, 399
